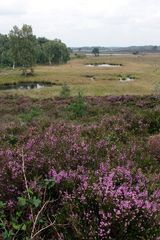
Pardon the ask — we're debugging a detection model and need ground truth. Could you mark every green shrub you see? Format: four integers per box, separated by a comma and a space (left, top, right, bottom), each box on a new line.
19, 107, 42, 122
68, 92, 87, 118
146, 110, 160, 134
59, 83, 71, 98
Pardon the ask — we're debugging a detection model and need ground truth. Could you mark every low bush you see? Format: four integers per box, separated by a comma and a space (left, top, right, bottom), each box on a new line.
68, 92, 87, 118
59, 83, 71, 98
0, 159, 159, 239
19, 107, 42, 122
148, 134, 160, 162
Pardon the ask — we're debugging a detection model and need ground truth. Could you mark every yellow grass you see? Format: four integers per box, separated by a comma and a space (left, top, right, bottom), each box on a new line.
0, 54, 160, 98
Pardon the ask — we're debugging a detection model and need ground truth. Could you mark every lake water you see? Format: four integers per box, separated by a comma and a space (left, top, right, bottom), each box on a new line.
86, 64, 122, 67
0, 82, 53, 90
119, 77, 135, 83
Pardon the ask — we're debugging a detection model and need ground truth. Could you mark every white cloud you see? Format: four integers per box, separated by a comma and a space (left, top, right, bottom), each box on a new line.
0, 0, 160, 46
0, 0, 27, 15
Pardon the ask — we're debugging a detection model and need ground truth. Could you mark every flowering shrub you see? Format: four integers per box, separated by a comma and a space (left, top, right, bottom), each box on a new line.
148, 134, 160, 162
0, 161, 159, 239
0, 95, 160, 239
56, 165, 160, 240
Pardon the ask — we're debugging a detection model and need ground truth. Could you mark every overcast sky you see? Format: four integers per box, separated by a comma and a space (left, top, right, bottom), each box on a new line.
0, 0, 160, 47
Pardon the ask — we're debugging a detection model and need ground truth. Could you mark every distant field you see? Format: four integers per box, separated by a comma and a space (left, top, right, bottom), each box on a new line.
0, 54, 160, 98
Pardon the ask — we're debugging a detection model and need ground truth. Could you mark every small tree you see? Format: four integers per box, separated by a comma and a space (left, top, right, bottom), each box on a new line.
68, 92, 87, 118
9, 24, 36, 76
92, 47, 99, 57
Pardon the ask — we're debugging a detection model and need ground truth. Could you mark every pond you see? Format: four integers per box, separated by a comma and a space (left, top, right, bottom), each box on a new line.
0, 82, 54, 90
86, 63, 122, 68
119, 77, 135, 83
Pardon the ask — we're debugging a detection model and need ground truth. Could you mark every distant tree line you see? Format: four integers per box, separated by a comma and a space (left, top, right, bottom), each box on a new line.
72, 46, 160, 55
0, 24, 70, 75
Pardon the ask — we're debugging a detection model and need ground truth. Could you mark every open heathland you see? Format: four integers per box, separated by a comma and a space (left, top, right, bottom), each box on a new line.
0, 94, 160, 239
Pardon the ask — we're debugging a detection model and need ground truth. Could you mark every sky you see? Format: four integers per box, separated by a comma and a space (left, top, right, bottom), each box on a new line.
0, 0, 160, 47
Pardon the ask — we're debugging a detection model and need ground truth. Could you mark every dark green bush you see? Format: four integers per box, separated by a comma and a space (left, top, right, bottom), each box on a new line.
68, 92, 87, 118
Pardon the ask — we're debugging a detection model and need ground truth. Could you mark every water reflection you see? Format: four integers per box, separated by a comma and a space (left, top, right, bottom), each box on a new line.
0, 82, 53, 90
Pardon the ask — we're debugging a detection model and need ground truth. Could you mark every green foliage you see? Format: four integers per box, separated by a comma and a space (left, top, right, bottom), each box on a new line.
19, 107, 42, 122
5, 134, 18, 146
145, 110, 160, 134
0, 194, 40, 239
68, 92, 87, 118
35, 37, 49, 64
0, 179, 55, 239
0, 26, 70, 68
0, 201, 14, 240
43, 39, 70, 65
18, 196, 27, 207
92, 47, 99, 56
59, 83, 71, 98
0, 34, 12, 66
9, 24, 37, 75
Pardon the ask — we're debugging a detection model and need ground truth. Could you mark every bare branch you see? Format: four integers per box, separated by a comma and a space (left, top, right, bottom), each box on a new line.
31, 222, 55, 240
31, 200, 50, 238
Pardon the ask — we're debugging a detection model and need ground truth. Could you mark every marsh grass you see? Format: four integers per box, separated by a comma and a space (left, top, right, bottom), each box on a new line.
0, 54, 160, 98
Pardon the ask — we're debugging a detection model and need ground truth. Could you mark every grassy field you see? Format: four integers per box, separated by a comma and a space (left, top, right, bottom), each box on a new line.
0, 54, 160, 98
